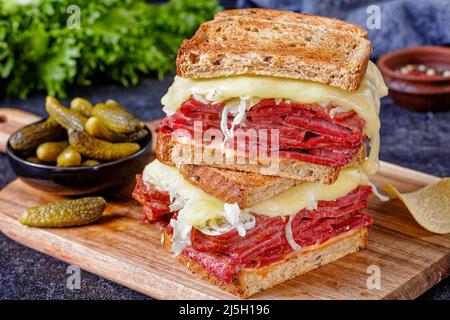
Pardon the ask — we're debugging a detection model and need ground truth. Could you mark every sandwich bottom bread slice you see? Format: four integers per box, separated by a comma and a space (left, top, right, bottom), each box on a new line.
132, 159, 374, 298
163, 227, 368, 298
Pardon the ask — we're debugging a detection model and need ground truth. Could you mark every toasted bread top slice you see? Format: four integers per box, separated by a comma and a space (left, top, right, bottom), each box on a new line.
177, 8, 372, 91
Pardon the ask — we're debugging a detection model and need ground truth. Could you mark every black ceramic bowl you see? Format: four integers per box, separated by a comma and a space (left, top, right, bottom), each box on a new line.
6, 119, 152, 195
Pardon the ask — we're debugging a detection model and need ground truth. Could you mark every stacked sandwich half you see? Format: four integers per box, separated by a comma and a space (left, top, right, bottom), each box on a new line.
133, 9, 388, 298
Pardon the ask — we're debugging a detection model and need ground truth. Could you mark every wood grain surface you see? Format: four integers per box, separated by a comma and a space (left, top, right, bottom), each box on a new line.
0, 109, 449, 300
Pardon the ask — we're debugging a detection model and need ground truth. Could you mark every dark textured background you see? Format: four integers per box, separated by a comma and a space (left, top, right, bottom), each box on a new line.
0, 74, 449, 300
238, 0, 450, 58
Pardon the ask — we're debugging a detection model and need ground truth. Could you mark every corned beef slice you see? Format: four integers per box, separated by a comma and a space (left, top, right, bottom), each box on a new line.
132, 175, 172, 221
133, 173, 373, 283
184, 186, 372, 282
159, 98, 366, 167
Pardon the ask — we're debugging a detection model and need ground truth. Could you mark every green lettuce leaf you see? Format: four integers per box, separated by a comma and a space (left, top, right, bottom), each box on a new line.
0, 0, 221, 98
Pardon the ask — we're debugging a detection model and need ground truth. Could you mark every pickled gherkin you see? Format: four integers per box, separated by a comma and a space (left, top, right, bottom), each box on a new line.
92, 101, 143, 134
45, 96, 86, 131
85, 117, 127, 142
56, 146, 82, 167
85, 117, 148, 142
70, 97, 93, 117
9, 118, 66, 151
126, 129, 149, 142
19, 197, 106, 227
11, 96, 147, 167
36, 141, 69, 162
68, 129, 140, 161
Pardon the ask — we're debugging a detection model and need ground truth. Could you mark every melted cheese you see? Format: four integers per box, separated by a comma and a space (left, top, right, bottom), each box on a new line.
161, 62, 388, 175
250, 167, 370, 216
143, 160, 370, 226
143, 159, 226, 227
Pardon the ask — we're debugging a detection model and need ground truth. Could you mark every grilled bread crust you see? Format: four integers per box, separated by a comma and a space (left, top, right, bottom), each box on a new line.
177, 8, 371, 91
163, 227, 368, 298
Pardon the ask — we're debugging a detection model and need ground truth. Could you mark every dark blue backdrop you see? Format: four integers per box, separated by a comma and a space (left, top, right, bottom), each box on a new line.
237, 0, 450, 58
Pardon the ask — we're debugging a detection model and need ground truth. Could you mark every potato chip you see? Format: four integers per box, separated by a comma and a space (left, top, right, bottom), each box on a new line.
384, 178, 450, 234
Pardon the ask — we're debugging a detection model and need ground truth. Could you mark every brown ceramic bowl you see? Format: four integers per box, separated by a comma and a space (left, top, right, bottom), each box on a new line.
377, 46, 450, 111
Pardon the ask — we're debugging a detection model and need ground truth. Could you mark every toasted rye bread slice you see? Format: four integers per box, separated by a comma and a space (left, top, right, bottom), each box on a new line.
156, 131, 366, 185
176, 164, 299, 209
163, 227, 368, 298
177, 8, 371, 91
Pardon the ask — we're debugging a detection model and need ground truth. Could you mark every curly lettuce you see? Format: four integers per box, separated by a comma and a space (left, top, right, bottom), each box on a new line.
0, 0, 221, 98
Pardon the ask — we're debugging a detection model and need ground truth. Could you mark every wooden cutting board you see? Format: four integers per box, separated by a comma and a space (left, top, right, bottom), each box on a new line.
0, 108, 449, 300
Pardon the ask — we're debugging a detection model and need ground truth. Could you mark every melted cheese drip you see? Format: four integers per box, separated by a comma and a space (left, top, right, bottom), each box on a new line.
143, 159, 226, 227
250, 167, 370, 216
143, 160, 370, 226
161, 62, 388, 175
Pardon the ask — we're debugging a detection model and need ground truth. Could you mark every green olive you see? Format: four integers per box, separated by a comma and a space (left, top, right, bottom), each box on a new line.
70, 97, 93, 117
56, 146, 82, 167
36, 141, 69, 163
82, 159, 101, 167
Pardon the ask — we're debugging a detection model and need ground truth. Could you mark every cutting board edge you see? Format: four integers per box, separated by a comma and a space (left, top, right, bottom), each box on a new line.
0, 212, 230, 300
379, 161, 440, 183
382, 253, 450, 300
